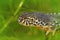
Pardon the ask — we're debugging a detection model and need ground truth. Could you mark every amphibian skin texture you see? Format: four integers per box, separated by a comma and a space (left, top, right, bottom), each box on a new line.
18, 12, 58, 35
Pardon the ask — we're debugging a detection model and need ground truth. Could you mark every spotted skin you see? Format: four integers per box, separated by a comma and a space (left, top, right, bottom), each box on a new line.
18, 12, 57, 35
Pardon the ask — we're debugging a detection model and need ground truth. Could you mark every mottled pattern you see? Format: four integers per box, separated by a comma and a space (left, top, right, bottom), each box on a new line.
18, 12, 55, 26
18, 12, 57, 35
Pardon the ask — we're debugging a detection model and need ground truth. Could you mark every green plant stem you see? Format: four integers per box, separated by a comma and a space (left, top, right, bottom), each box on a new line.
0, 0, 25, 33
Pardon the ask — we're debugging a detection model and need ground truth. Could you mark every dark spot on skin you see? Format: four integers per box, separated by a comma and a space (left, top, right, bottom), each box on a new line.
33, 24, 37, 26
31, 19, 34, 21
50, 26, 55, 30
36, 22, 38, 23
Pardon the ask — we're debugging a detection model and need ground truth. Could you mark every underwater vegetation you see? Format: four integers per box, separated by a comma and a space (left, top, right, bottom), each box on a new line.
0, 0, 60, 40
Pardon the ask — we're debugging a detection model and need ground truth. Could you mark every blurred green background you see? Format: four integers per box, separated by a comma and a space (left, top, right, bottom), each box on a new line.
0, 0, 60, 40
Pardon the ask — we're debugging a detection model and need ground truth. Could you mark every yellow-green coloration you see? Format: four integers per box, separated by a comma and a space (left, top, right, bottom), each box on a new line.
0, 0, 60, 40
